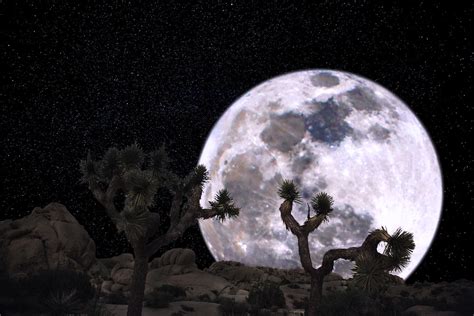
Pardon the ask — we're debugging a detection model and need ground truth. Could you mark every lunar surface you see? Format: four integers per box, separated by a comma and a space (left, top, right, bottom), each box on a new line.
198, 70, 442, 279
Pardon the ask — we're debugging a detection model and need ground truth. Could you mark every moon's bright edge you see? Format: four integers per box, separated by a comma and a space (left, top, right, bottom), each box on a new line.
197, 69, 443, 279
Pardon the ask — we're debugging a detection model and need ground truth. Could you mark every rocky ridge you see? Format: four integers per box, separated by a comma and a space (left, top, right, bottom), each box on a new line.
1, 203, 473, 315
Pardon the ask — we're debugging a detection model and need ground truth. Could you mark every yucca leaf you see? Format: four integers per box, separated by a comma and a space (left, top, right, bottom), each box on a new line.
384, 228, 415, 272
351, 253, 390, 294
124, 169, 158, 208
118, 208, 150, 242
310, 192, 334, 216
120, 142, 145, 170
149, 144, 170, 176
79, 151, 99, 183
43, 288, 84, 314
278, 180, 302, 204
101, 147, 121, 179
368, 226, 391, 242
213, 188, 232, 205
209, 189, 240, 222
184, 164, 210, 190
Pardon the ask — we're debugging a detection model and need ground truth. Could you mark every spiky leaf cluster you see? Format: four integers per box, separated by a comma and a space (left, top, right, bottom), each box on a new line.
149, 144, 170, 177
120, 143, 144, 170
184, 164, 210, 190
278, 180, 302, 204
118, 208, 150, 242
384, 228, 415, 272
79, 152, 100, 184
351, 253, 391, 294
368, 226, 390, 242
124, 170, 158, 208
100, 147, 121, 180
209, 189, 240, 222
43, 289, 84, 315
310, 192, 334, 217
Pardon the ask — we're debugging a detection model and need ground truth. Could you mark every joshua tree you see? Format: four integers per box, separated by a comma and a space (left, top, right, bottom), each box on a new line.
80, 143, 240, 316
277, 180, 415, 316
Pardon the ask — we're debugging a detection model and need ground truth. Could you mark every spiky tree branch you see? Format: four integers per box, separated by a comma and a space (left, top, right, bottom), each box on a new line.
145, 185, 239, 257
80, 144, 240, 316
277, 179, 414, 316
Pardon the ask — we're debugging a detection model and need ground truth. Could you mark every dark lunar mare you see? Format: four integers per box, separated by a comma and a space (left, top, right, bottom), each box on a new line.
310, 72, 340, 87
304, 98, 353, 145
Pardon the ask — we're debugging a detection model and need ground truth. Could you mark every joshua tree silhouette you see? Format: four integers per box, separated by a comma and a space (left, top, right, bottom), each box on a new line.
80, 143, 240, 316
277, 179, 415, 316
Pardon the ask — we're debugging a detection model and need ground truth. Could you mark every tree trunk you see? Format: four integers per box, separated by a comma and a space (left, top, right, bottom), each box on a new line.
307, 273, 324, 316
127, 241, 149, 316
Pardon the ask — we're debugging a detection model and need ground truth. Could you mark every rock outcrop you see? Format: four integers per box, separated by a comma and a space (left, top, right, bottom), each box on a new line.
0, 203, 105, 278
146, 270, 232, 301
102, 248, 203, 297
389, 279, 474, 315
3, 205, 471, 315
148, 248, 199, 275
102, 248, 233, 301
205, 260, 341, 290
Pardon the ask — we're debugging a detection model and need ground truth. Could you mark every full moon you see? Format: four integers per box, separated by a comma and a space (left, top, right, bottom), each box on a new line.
198, 70, 442, 279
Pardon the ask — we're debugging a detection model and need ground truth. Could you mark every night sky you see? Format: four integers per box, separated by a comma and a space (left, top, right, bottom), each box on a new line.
1, 1, 472, 284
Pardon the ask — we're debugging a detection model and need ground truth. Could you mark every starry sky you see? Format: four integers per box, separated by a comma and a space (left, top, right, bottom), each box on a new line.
1, 1, 472, 283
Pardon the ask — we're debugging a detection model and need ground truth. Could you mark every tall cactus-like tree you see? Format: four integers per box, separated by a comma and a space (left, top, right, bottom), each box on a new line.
80, 143, 240, 316
277, 180, 415, 316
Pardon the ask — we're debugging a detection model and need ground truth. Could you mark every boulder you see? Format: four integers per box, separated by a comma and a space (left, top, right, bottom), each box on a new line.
0, 203, 99, 278
111, 283, 125, 293
206, 261, 312, 289
100, 253, 133, 271
148, 248, 198, 275
206, 261, 265, 290
146, 270, 232, 301
112, 267, 134, 285
100, 253, 136, 296
220, 289, 249, 303
101, 280, 113, 294
103, 248, 202, 298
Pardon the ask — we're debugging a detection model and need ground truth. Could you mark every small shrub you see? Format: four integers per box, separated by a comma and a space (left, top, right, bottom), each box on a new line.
145, 291, 174, 308
292, 296, 308, 309
250, 308, 272, 316
181, 304, 195, 311
103, 292, 128, 304
15, 269, 94, 314
86, 301, 117, 316
317, 288, 383, 316
157, 284, 186, 299
287, 283, 301, 289
400, 290, 410, 297
247, 281, 286, 309
198, 293, 211, 301
218, 297, 250, 316
280, 278, 290, 285
22, 269, 94, 300
144, 284, 186, 308
416, 296, 448, 311
454, 289, 474, 314
430, 287, 443, 295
